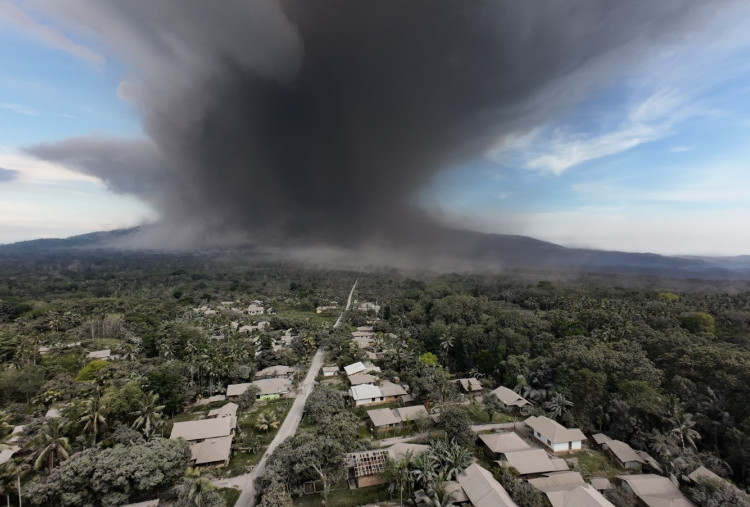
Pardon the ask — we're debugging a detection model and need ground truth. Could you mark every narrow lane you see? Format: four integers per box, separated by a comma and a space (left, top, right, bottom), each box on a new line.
234, 278, 358, 506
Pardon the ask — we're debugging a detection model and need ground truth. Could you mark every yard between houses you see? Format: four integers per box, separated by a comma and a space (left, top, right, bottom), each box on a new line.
292, 483, 391, 506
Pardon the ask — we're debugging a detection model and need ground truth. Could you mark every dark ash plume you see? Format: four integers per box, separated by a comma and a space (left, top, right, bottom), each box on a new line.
26, 0, 722, 251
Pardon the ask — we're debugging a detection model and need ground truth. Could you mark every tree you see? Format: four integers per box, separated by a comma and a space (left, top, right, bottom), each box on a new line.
74, 359, 110, 382
439, 335, 454, 367
258, 479, 293, 507
131, 391, 165, 438
80, 396, 108, 443
483, 392, 503, 422
177, 468, 224, 507
544, 392, 573, 421
238, 385, 261, 411
25, 438, 191, 506
255, 412, 280, 432
304, 389, 345, 422
439, 406, 475, 447
669, 411, 701, 450
384, 455, 414, 507
34, 419, 71, 473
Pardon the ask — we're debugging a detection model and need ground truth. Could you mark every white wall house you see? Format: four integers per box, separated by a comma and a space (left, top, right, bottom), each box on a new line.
525, 416, 585, 453
350, 384, 385, 407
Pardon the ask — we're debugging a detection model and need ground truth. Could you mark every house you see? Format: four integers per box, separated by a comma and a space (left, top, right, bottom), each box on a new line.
344, 362, 367, 376
170, 417, 235, 466
255, 365, 295, 378
456, 463, 518, 507
478, 432, 531, 458
170, 417, 234, 442
247, 301, 264, 315
349, 374, 379, 386
617, 474, 695, 507
315, 305, 338, 314
499, 448, 569, 477
590, 478, 612, 491
524, 416, 585, 453
189, 435, 233, 467
346, 444, 428, 488
359, 302, 381, 313
349, 384, 385, 406
591, 433, 612, 447
87, 349, 117, 360
603, 439, 660, 472
454, 377, 483, 394
353, 335, 375, 350
687, 466, 744, 497
226, 378, 292, 400
207, 402, 238, 430
0, 446, 19, 466
380, 381, 408, 403
491, 386, 532, 409
528, 472, 614, 507
194, 395, 226, 406
366, 405, 430, 432
321, 366, 339, 377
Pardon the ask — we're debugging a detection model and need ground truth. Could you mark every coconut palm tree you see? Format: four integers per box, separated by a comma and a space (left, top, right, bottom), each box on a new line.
439, 334, 454, 367
384, 455, 414, 507
80, 396, 107, 443
255, 412, 280, 432
544, 392, 573, 421
131, 391, 165, 438
33, 419, 71, 473
177, 468, 223, 507
669, 411, 701, 450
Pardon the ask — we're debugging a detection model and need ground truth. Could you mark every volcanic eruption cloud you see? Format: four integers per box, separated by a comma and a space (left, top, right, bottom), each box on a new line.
26, 0, 723, 256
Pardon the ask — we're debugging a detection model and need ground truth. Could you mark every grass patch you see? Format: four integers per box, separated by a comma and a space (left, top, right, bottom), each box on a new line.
218, 487, 241, 507
574, 449, 623, 479
293, 483, 390, 506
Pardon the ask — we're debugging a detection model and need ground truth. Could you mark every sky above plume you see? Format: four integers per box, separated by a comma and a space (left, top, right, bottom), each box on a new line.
1, 0, 750, 255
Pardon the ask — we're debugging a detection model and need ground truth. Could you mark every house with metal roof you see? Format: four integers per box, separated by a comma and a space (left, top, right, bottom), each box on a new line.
617, 474, 695, 507
528, 471, 614, 507
366, 405, 430, 431
491, 386, 532, 408
350, 384, 385, 406
454, 377, 484, 395
457, 463, 517, 507
525, 416, 585, 453
478, 431, 531, 458
499, 448, 569, 477
255, 365, 295, 378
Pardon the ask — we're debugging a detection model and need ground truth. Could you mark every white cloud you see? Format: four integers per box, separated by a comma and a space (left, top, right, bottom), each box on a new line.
0, 102, 38, 116
0, 1, 105, 66
0, 146, 99, 183
670, 146, 692, 152
522, 89, 694, 175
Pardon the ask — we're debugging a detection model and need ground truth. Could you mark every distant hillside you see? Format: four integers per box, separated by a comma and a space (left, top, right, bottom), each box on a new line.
1, 226, 750, 279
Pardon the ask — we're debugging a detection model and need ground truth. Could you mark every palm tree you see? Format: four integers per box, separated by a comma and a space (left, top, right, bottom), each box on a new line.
384, 455, 414, 507
669, 411, 701, 450
1, 459, 30, 507
177, 468, 223, 506
117, 342, 138, 361
439, 335, 454, 367
410, 452, 437, 490
422, 474, 456, 507
80, 396, 107, 443
33, 419, 71, 473
544, 392, 573, 420
131, 391, 165, 438
255, 412, 280, 432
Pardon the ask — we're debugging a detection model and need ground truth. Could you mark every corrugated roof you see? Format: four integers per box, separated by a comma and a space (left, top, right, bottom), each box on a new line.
349, 373, 379, 386
525, 416, 586, 444
350, 384, 383, 401
617, 474, 695, 507
492, 386, 531, 407
255, 365, 294, 377
344, 362, 366, 376
606, 440, 645, 465
687, 465, 723, 483
394, 405, 429, 421
456, 378, 483, 392
479, 432, 532, 454
457, 463, 518, 507
250, 378, 292, 396
170, 417, 232, 441
528, 471, 586, 493
190, 435, 233, 465
368, 408, 401, 427
380, 381, 407, 397
226, 382, 252, 397
592, 433, 612, 445
502, 449, 568, 475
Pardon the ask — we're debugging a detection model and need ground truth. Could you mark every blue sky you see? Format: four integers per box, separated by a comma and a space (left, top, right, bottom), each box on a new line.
2, 2, 750, 255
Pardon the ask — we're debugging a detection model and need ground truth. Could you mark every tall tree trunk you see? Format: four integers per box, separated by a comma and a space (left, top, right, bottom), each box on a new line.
16, 474, 21, 507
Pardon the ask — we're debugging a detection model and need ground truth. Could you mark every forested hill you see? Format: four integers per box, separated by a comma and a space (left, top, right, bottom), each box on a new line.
3, 226, 750, 279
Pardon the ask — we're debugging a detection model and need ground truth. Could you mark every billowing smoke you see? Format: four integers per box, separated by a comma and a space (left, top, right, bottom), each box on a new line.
26, 0, 722, 252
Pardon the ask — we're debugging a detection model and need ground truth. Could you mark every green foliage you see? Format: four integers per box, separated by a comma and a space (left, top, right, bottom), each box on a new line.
439, 405, 475, 447
680, 312, 716, 334
143, 362, 190, 415
101, 381, 145, 425
258, 480, 293, 507
75, 359, 110, 381
658, 292, 679, 302
25, 438, 191, 506
419, 352, 439, 366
